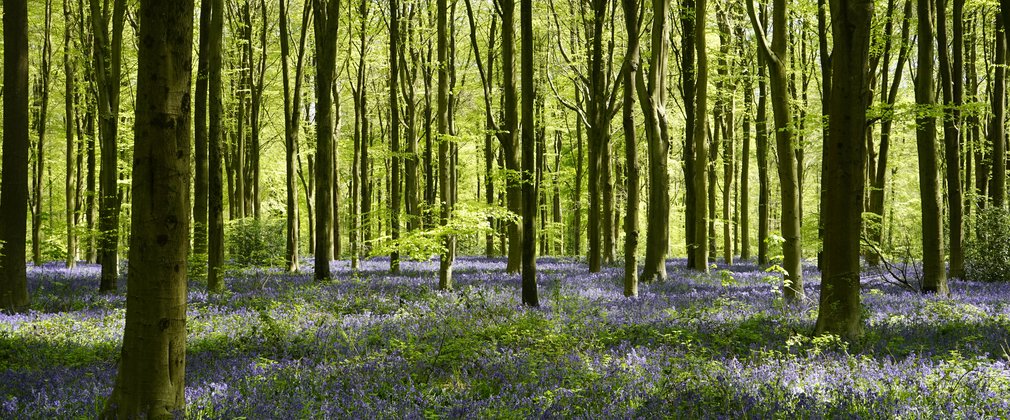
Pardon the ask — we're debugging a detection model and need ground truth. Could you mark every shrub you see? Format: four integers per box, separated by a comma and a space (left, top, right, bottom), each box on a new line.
964, 207, 1010, 282
226, 217, 286, 267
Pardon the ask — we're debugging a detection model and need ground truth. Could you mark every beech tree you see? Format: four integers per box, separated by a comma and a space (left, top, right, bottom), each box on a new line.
103, 0, 193, 415
0, 0, 30, 313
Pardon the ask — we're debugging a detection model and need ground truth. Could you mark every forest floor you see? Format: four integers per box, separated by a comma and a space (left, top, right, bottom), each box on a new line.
2, 256, 1010, 418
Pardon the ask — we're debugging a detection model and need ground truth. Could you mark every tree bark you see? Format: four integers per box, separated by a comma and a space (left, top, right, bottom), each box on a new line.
690, 0, 709, 271
915, 0, 948, 295
815, 0, 873, 341
937, 0, 964, 278
680, 0, 696, 268
520, 0, 538, 307
748, 0, 804, 301
438, 0, 454, 289
103, 1, 193, 416
208, 0, 225, 292
389, 0, 402, 273
621, 0, 643, 296
193, 0, 211, 263
313, 0, 340, 281
31, 0, 53, 267
90, 0, 126, 293
502, 0, 523, 273
280, 0, 310, 272
0, 0, 30, 312
65, 0, 78, 268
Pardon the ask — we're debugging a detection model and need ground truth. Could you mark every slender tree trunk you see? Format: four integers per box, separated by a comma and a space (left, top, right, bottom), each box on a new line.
389, 0, 402, 273
680, 0, 696, 268
621, 0, 643, 296
938, 0, 964, 277
91, 0, 126, 293
207, 0, 225, 292
691, 0, 709, 271
638, 0, 671, 281
915, 0, 948, 295
31, 0, 53, 266
502, 0, 523, 273
748, 0, 804, 301
65, 0, 78, 268
740, 62, 752, 261
438, 0, 454, 289
193, 0, 211, 263
103, 1, 193, 416
520, 0, 538, 306
280, 0, 310, 272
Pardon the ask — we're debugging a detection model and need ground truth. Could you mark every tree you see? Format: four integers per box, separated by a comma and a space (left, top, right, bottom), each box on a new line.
193, 0, 212, 264
208, 0, 226, 292
90, 0, 127, 293
102, 0, 193, 415
438, 0, 455, 290
280, 0, 311, 273
0, 0, 30, 313
937, 0, 964, 278
65, 0, 78, 269
622, 0, 642, 296
521, 0, 538, 307
313, 0, 340, 281
501, 0, 523, 274
690, 0, 709, 271
747, 0, 804, 302
679, 0, 697, 269
636, 0, 672, 282
389, 0, 403, 274
814, 0, 873, 341
914, 0, 948, 295
30, 0, 53, 267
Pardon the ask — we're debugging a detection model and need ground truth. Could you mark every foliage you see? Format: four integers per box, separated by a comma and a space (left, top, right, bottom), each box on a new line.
226, 217, 287, 268
965, 207, 1010, 283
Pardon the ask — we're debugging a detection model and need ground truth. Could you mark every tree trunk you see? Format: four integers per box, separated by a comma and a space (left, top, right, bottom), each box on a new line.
938, 0, 964, 278
638, 0, 671, 281
313, 0, 340, 281
193, 0, 211, 263
915, 0, 948, 295
207, 0, 225, 292
691, 0, 709, 271
747, 0, 804, 301
438, 0, 454, 289
280, 0, 310, 272
31, 0, 53, 267
502, 0, 523, 274
389, 0, 402, 273
680, 0, 696, 268
0, 0, 30, 312
520, 0, 538, 307
91, 0, 127, 293
740, 61, 752, 261
103, 1, 193, 416
621, 0, 643, 296
65, 0, 77, 269
815, 0, 873, 341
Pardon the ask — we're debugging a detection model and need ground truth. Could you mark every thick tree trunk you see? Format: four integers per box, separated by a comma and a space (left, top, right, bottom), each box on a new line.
91, 0, 126, 293
103, 1, 193, 416
915, 0, 948, 295
313, 0, 340, 281
815, 0, 873, 341
1, 0, 30, 312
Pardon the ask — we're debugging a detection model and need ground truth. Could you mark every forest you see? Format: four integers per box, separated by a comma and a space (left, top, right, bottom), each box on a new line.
3, 0, 1010, 417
